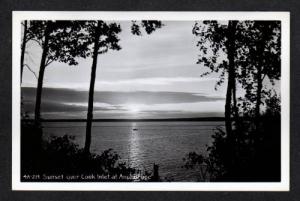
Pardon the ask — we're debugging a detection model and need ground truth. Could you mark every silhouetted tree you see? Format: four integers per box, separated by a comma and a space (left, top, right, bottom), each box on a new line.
83, 20, 163, 154
29, 21, 90, 124
193, 20, 240, 139
236, 21, 281, 129
193, 20, 281, 138
185, 20, 281, 182
20, 20, 28, 82
82, 21, 122, 154
226, 21, 238, 137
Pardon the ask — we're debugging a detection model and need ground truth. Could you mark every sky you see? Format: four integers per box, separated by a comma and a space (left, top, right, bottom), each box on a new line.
21, 21, 230, 119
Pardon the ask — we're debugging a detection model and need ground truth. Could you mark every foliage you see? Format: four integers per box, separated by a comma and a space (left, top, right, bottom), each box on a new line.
42, 135, 136, 176
28, 21, 91, 67
183, 128, 231, 181
131, 20, 163, 35
193, 20, 281, 111
30, 20, 95, 123
236, 21, 281, 109
193, 21, 226, 89
82, 21, 122, 54
265, 92, 281, 116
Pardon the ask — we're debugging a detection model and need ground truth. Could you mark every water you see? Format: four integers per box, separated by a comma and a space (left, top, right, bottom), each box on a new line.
42, 121, 224, 181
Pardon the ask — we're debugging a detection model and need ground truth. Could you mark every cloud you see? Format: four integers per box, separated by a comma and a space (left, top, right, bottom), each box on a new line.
22, 87, 225, 105
23, 100, 225, 119
22, 87, 225, 119
23, 76, 219, 91
97, 77, 218, 86
101, 63, 197, 73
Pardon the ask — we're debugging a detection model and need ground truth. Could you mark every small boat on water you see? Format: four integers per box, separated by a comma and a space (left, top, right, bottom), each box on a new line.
133, 128, 138, 131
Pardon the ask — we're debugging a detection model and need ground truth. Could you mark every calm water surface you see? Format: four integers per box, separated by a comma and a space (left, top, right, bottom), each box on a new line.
42, 121, 224, 181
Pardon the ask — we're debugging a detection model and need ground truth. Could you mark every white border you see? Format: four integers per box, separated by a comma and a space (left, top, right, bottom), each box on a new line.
12, 11, 290, 191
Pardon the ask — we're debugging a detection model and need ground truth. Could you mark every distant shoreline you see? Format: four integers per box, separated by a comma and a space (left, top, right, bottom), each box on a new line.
22, 117, 225, 122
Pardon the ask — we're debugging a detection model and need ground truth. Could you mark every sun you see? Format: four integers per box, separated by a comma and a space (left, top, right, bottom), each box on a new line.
127, 105, 140, 114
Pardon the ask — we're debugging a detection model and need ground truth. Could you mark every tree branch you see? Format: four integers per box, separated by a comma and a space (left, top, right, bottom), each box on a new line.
23, 64, 38, 80
262, 73, 267, 81
27, 52, 37, 65
45, 57, 55, 67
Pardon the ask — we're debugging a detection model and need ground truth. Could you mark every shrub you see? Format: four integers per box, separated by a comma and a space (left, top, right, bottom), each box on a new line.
183, 113, 281, 182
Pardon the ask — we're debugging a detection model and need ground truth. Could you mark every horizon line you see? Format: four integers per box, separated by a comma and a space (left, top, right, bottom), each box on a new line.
22, 117, 226, 122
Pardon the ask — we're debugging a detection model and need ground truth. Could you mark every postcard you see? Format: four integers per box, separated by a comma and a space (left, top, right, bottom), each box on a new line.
12, 11, 290, 191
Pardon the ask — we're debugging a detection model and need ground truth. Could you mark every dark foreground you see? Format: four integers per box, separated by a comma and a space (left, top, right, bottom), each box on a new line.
21, 114, 280, 182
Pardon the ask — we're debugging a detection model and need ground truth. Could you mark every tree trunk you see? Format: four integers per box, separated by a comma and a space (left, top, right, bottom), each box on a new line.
21, 20, 28, 82
34, 21, 51, 124
225, 76, 232, 137
232, 72, 240, 128
225, 20, 237, 139
255, 25, 266, 131
255, 65, 262, 128
84, 21, 101, 154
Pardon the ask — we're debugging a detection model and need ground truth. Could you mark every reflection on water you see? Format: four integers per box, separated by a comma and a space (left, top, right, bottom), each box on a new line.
129, 122, 141, 168
43, 121, 225, 181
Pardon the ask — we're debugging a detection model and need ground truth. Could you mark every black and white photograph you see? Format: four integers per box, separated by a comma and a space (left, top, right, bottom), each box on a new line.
12, 12, 290, 191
